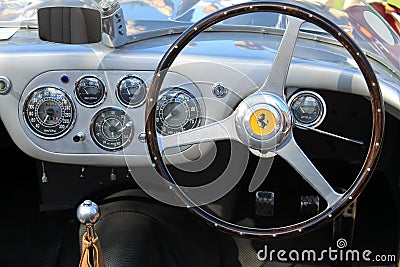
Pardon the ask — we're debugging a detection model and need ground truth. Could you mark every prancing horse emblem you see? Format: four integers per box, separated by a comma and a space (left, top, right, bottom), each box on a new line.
256, 113, 269, 129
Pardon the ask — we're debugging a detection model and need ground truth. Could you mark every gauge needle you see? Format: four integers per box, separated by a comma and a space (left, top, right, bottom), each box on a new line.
164, 113, 173, 121
44, 114, 49, 123
118, 121, 133, 132
299, 98, 307, 113
165, 107, 181, 121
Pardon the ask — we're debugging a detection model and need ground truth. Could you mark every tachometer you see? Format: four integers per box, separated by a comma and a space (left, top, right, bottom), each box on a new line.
23, 87, 75, 139
156, 88, 201, 135
90, 107, 134, 151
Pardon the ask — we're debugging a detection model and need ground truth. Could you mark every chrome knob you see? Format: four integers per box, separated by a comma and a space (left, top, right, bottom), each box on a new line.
77, 200, 100, 225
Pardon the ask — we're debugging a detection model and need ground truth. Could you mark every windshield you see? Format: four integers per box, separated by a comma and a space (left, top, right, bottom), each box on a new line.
1, 0, 400, 73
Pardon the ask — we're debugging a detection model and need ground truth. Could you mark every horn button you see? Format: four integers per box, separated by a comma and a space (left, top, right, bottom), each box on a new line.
235, 93, 292, 151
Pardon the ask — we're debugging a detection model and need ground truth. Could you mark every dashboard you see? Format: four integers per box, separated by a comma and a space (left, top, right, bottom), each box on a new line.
0, 30, 399, 168
16, 68, 331, 165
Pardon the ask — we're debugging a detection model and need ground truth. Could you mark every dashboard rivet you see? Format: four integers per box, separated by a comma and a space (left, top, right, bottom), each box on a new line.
298, 229, 302, 232
349, 196, 353, 200
375, 142, 379, 147
367, 168, 371, 172
377, 108, 381, 113
272, 234, 277, 237
372, 82, 376, 86
328, 214, 332, 218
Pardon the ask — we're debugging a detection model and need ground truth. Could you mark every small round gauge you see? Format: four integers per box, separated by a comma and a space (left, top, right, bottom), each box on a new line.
75, 75, 106, 107
23, 87, 75, 139
116, 76, 147, 107
288, 90, 326, 127
91, 107, 134, 151
156, 88, 201, 135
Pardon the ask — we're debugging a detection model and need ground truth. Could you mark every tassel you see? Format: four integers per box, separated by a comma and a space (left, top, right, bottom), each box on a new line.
79, 232, 105, 267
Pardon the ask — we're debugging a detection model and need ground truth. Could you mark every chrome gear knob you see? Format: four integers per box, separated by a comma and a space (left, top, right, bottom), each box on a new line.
76, 200, 100, 225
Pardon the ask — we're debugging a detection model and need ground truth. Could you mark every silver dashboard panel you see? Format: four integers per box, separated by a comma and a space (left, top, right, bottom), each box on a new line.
17, 70, 205, 164
1, 30, 400, 166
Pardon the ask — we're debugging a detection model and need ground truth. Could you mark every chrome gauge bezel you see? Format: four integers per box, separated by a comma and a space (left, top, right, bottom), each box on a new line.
90, 107, 134, 151
23, 87, 76, 140
116, 75, 147, 108
156, 88, 202, 136
288, 90, 326, 128
74, 75, 107, 107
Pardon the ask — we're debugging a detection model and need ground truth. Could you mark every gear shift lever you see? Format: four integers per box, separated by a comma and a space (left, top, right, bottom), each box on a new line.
77, 200, 101, 239
77, 200, 104, 267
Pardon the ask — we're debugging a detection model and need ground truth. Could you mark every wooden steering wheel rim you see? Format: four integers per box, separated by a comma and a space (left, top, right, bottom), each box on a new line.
145, 1, 385, 239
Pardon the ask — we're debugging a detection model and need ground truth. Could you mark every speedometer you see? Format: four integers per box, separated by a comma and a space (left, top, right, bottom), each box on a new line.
23, 87, 75, 139
156, 88, 201, 135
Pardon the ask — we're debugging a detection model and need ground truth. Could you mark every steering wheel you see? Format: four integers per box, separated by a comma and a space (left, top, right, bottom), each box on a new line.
144, 1, 384, 238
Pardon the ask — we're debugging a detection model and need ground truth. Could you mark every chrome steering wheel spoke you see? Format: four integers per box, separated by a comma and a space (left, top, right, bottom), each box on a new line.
146, 2, 384, 239
159, 111, 239, 152
276, 135, 342, 207
256, 16, 304, 98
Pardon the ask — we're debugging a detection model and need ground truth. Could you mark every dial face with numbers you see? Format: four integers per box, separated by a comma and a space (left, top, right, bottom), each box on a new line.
91, 107, 134, 151
23, 87, 75, 139
156, 88, 201, 136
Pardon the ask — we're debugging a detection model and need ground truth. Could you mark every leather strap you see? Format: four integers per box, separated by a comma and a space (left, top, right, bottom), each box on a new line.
79, 232, 105, 267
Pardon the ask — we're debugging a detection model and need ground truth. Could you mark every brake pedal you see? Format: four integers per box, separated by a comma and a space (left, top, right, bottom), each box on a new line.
255, 191, 275, 216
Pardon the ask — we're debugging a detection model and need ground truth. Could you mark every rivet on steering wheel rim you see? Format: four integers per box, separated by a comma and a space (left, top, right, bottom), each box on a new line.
145, 1, 384, 239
